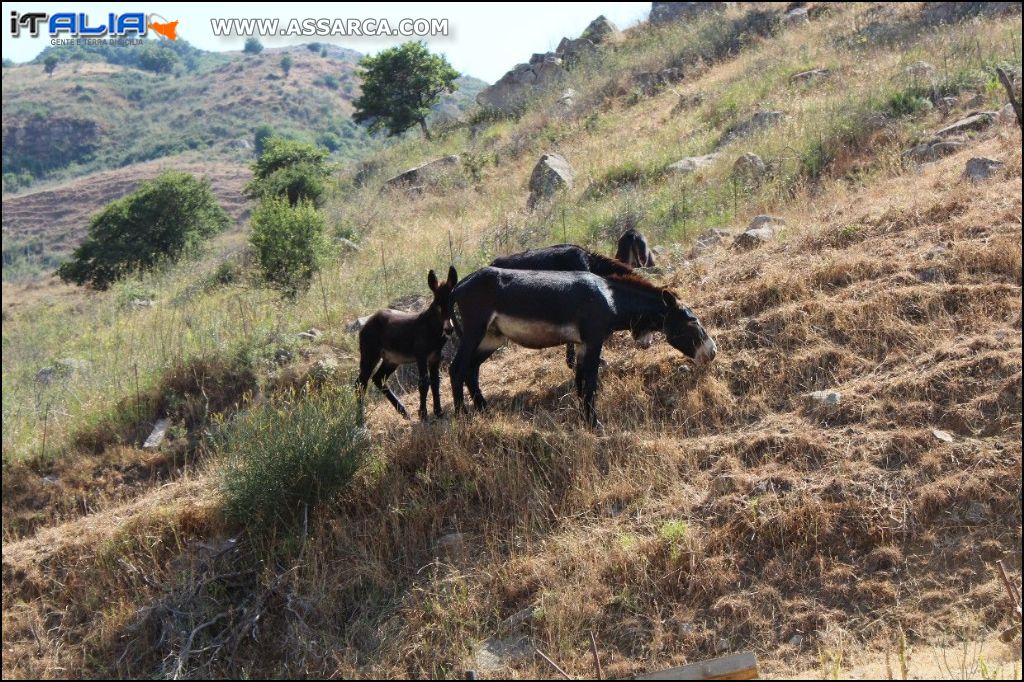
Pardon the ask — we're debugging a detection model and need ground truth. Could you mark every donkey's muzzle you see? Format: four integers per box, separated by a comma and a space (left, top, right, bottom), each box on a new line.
696, 337, 717, 366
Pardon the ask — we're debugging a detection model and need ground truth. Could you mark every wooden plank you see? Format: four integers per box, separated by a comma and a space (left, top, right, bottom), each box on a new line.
634, 652, 758, 681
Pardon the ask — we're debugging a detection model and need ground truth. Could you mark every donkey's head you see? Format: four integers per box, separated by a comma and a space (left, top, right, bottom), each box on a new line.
427, 266, 459, 334
661, 290, 716, 366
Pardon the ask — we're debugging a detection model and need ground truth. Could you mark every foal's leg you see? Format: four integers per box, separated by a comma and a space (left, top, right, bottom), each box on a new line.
373, 362, 410, 419
416, 356, 430, 421
429, 358, 444, 417
355, 352, 379, 425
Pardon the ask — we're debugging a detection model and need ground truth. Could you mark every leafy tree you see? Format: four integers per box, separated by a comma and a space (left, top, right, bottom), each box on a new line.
244, 37, 264, 54
2, 58, 14, 68
306, 42, 321, 53
137, 44, 179, 73
353, 41, 459, 140
44, 54, 59, 77
280, 54, 293, 78
58, 172, 229, 288
245, 137, 330, 206
249, 197, 327, 294
253, 124, 275, 156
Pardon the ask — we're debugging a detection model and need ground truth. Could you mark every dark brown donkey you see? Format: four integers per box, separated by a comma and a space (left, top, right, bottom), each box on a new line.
357, 267, 458, 421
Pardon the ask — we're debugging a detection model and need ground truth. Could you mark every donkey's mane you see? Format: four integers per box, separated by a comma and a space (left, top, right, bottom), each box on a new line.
606, 272, 670, 296
586, 251, 634, 277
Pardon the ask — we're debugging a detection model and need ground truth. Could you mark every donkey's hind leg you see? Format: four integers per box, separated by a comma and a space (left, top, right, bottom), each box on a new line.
373, 362, 410, 419
451, 317, 489, 414
565, 343, 576, 369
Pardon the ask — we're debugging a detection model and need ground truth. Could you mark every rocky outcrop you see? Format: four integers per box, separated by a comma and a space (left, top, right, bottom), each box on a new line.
382, 155, 461, 192
632, 68, 684, 95
527, 153, 574, 209
732, 152, 767, 182
734, 215, 785, 249
965, 157, 1004, 181
934, 111, 997, 137
650, 2, 732, 24
667, 153, 721, 175
790, 68, 831, 83
477, 54, 565, 114
582, 15, 623, 44
903, 139, 965, 163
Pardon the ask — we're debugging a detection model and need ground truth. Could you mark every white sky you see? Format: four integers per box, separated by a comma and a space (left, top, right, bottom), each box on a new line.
1, 2, 652, 82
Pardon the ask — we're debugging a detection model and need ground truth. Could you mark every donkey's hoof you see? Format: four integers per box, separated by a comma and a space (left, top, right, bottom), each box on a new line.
418, 409, 429, 421
434, 409, 447, 419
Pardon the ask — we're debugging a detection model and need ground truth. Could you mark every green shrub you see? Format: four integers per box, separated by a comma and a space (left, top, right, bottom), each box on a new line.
218, 385, 367, 532
887, 89, 932, 117
243, 37, 264, 55
57, 171, 229, 288
249, 197, 327, 294
245, 137, 331, 206
136, 44, 178, 73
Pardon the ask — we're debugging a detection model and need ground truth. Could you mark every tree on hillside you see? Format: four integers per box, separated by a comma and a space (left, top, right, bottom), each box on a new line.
353, 41, 459, 140
57, 172, 229, 289
244, 137, 331, 206
280, 55, 294, 79
244, 37, 264, 55
44, 54, 59, 77
253, 124, 275, 157
137, 44, 179, 74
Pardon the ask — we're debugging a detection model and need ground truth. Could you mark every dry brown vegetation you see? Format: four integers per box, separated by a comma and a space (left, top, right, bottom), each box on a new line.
2, 2, 1023, 679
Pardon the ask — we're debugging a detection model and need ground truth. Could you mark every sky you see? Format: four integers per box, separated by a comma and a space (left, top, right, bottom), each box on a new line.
1, 2, 652, 82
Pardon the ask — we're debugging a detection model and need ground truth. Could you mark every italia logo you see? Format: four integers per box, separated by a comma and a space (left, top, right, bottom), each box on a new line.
9, 11, 179, 40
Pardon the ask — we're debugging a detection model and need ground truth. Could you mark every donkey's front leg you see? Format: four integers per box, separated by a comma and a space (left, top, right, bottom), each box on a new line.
429, 357, 444, 417
416, 356, 430, 421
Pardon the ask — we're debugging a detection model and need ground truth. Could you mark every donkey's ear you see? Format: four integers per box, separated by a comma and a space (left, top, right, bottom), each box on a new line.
427, 270, 439, 292
661, 289, 678, 309
446, 265, 458, 287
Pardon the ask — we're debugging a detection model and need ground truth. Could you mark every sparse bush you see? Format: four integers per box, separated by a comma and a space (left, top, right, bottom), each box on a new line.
218, 385, 366, 531
280, 54, 293, 78
318, 74, 340, 90
584, 159, 670, 199
245, 137, 330, 206
57, 171, 229, 288
44, 54, 59, 77
136, 44, 178, 73
243, 37, 264, 55
249, 197, 327, 293
253, 124, 274, 156
887, 89, 932, 117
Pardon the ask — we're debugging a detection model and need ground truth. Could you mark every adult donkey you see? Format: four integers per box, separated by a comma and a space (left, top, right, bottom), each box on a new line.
449, 267, 716, 428
357, 266, 458, 421
491, 243, 633, 368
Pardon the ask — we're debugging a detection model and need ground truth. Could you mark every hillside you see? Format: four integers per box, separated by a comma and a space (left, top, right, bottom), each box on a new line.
0, 42, 485, 278
2, 2, 1022, 679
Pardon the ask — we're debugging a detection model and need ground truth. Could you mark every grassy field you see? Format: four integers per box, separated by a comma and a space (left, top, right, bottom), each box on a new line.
2, 2, 1022, 678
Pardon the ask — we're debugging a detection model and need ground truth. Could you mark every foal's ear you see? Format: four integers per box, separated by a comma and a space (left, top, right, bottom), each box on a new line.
427, 270, 439, 292
446, 265, 458, 287
661, 289, 678, 309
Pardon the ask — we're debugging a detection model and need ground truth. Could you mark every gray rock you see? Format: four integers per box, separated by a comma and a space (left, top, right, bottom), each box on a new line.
784, 7, 810, 24
298, 327, 322, 340
934, 111, 996, 138
582, 15, 622, 44
716, 637, 732, 652
651, 2, 732, 24
749, 215, 786, 231
436, 532, 466, 558
143, 417, 171, 449
388, 294, 428, 312
42, 474, 59, 485
226, 137, 253, 150
689, 228, 732, 256
477, 55, 565, 114
336, 237, 361, 253
500, 605, 538, 630
632, 69, 683, 96
733, 226, 776, 250
997, 102, 1018, 126
671, 92, 705, 115
732, 152, 767, 181
932, 429, 954, 442
527, 153, 574, 209
555, 37, 597, 66
724, 111, 786, 142
346, 315, 372, 334
791, 68, 831, 83
805, 390, 841, 408
553, 88, 577, 117
965, 156, 1004, 181
382, 155, 461, 191
902, 139, 966, 163
474, 635, 534, 671
667, 153, 721, 175
965, 501, 990, 524
789, 633, 805, 646
131, 298, 155, 308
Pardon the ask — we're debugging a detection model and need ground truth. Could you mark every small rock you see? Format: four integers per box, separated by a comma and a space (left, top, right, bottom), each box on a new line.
553, 88, 577, 116
310, 357, 338, 379
917, 267, 944, 283
689, 228, 732, 256
336, 237, 361, 253
436, 532, 466, 558
784, 7, 810, 24
938, 96, 960, 113
650, 2, 731, 24
934, 111, 997, 138
932, 429, 954, 443
679, 622, 696, 636
724, 111, 786, 142
997, 102, 1017, 126
501, 606, 538, 630
749, 215, 786, 231
732, 152, 767, 182
527, 153, 574, 209
789, 633, 805, 646
581, 15, 622, 45
474, 635, 534, 671
143, 417, 171, 449
791, 67, 831, 83
805, 390, 841, 408
965, 501, 989, 524
42, 474, 59, 485
130, 298, 155, 308
733, 227, 775, 250
667, 153, 721, 175
965, 157, 1004, 182
716, 638, 731, 653
346, 315, 372, 334
57, 357, 91, 374
298, 328, 322, 340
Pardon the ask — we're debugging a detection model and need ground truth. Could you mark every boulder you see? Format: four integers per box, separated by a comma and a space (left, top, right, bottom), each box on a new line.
667, 153, 721, 175
382, 155, 460, 191
689, 228, 732, 257
632, 68, 684, 96
902, 138, 965, 163
724, 111, 786, 142
965, 156, 1004, 181
997, 102, 1018, 126
555, 37, 597, 66
582, 15, 622, 44
790, 68, 831, 83
783, 6, 810, 24
732, 152, 767, 182
527, 153, 574, 209
477, 55, 565, 114
733, 216, 784, 250
934, 111, 996, 138
345, 315, 372, 334
651, 2, 732, 24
